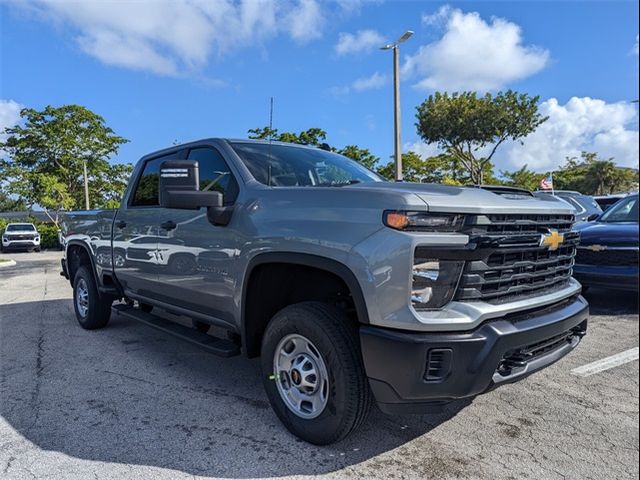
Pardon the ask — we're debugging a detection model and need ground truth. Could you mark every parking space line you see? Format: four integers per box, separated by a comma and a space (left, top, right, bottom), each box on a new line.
571, 347, 639, 377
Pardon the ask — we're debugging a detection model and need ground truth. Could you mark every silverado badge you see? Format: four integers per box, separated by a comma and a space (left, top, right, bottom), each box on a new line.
540, 229, 565, 251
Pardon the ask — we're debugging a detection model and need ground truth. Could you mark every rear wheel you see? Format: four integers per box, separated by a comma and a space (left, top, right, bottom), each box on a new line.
261, 302, 371, 445
73, 265, 113, 329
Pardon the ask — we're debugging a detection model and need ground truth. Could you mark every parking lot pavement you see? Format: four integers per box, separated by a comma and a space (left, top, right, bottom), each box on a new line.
1, 251, 638, 480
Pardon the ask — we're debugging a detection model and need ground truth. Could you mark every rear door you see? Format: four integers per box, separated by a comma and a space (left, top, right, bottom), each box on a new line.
113, 151, 183, 299
154, 144, 242, 327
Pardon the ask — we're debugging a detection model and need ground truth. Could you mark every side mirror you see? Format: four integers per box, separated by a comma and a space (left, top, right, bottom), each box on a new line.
586, 213, 600, 222
159, 160, 222, 210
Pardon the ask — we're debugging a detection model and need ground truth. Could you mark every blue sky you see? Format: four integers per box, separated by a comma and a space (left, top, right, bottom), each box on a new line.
1, 0, 638, 173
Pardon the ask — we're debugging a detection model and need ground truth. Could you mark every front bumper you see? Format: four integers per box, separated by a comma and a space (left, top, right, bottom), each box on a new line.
2, 239, 40, 250
573, 264, 639, 291
360, 295, 588, 414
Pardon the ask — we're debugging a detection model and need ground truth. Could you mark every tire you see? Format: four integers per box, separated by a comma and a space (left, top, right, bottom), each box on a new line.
261, 302, 372, 445
35, 247, 41, 252
73, 265, 113, 330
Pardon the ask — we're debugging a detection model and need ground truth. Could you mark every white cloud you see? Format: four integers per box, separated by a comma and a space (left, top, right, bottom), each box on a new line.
403, 140, 442, 158
330, 71, 388, 95
352, 72, 388, 91
421, 5, 452, 27
285, 0, 324, 43
404, 6, 550, 91
0, 99, 22, 136
11, 0, 326, 76
334, 0, 382, 14
500, 97, 639, 170
335, 29, 385, 56
633, 34, 639, 56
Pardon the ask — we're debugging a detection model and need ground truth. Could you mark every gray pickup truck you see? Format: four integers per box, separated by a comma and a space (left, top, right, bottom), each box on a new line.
61, 138, 588, 445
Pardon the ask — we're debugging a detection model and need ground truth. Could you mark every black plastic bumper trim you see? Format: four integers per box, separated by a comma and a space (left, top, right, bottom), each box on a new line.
360, 295, 588, 413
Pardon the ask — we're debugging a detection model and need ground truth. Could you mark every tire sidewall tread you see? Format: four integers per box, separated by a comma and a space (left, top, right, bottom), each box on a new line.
261, 301, 371, 445
72, 265, 112, 330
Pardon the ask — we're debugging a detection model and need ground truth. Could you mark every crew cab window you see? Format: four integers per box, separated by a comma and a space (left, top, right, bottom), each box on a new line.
187, 147, 239, 205
131, 153, 177, 206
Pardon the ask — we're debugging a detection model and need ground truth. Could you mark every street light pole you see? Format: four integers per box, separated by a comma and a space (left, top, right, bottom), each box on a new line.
381, 30, 413, 182
83, 159, 90, 210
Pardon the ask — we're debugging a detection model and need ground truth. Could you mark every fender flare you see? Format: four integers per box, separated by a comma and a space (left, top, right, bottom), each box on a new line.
241, 252, 370, 356
65, 239, 100, 287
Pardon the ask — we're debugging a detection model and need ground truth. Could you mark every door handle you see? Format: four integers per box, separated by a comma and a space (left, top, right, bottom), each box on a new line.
115, 220, 127, 229
161, 220, 177, 231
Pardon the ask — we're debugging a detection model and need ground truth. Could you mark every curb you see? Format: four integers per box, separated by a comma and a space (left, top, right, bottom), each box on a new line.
0, 259, 16, 268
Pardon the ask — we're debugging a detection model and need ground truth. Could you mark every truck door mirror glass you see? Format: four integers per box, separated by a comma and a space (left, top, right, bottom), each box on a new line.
159, 160, 223, 210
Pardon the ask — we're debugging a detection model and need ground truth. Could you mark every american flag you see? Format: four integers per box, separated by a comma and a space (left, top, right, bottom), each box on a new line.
540, 174, 553, 190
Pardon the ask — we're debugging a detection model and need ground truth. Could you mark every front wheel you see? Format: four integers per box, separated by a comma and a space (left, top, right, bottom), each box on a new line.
73, 265, 113, 329
261, 302, 372, 445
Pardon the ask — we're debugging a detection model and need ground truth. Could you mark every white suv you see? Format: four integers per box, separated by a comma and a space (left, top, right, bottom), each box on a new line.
1, 223, 41, 252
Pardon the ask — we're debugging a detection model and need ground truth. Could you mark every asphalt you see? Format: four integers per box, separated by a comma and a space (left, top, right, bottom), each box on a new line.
1, 250, 638, 479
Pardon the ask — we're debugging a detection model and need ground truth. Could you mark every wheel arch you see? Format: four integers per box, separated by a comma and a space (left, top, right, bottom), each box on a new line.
241, 252, 369, 358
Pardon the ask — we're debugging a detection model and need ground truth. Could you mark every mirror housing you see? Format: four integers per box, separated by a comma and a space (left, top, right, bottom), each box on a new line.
159, 160, 222, 210
586, 213, 600, 222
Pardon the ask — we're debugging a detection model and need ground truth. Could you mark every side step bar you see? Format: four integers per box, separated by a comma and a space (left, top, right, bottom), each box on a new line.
112, 304, 240, 357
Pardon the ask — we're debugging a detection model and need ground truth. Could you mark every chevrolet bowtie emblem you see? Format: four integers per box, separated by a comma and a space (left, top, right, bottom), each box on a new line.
589, 244, 607, 252
540, 229, 565, 251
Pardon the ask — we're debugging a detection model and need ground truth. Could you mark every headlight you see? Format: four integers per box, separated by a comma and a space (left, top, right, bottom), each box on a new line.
411, 249, 464, 310
2, 236, 7, 242
384, 211, 464, 232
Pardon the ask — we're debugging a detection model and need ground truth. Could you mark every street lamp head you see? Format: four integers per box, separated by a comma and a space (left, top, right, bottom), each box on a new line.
397, 30, 414, 44
380, 30, 414, 50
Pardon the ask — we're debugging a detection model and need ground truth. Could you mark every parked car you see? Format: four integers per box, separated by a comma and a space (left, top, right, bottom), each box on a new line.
593, 192, 635, 211
1, 222, 41, 252
574, 193, 639, 291
534, 190, 602, 222
60, 139, 588, 444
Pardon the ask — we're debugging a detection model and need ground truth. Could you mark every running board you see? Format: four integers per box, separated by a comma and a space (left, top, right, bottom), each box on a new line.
112, 304, 240, 357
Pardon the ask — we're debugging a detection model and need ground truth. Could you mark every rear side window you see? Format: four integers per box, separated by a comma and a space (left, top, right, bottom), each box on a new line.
187, 147, 239, 205
131, 153, 177, 206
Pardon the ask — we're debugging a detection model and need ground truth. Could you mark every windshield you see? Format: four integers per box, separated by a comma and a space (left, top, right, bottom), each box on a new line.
230, 142, 383, 187
558, 194, 601, 215
6, 224, 36, 232
599, 196, 638, 223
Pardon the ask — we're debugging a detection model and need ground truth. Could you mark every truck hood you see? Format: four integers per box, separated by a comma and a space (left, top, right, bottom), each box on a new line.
574, 221, 639, 247
349, 182, 574, 215
4, 230, 38, 235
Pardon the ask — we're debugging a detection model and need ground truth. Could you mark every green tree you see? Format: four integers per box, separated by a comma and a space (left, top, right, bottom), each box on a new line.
500, 164, 543, 191
248, 127, 328, 146
247, 126, 381, 170
554, 152, 639, 195
0, 190, 27, 211
0, 105, 130, 224
336, 145, 379, 170
415, 90, 547, 185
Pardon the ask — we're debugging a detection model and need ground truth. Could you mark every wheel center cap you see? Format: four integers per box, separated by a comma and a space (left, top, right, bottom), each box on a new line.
291, 368, 302, 385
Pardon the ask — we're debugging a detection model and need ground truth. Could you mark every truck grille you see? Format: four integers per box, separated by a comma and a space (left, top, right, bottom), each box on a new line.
455, 214, 578, 304
8, 234, 35, 240
576, 247, 639, 267
496, 321, 587, 377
